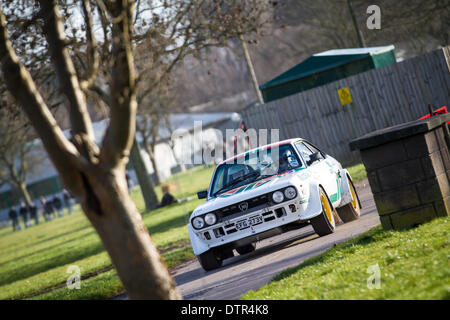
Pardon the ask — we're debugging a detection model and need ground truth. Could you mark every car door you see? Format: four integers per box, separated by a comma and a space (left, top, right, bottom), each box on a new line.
294, 141, 339, 204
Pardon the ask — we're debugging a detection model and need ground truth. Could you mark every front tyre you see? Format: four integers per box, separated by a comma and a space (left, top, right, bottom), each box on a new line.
197, 250, 222, 271
311, 187, 336, 236
337, 177, 361, 223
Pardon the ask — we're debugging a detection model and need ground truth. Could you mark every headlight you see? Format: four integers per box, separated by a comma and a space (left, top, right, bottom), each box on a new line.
192, 217, 205, 229
284, 187, 297, 199
272, 191, 284, 203
204, 213, 217, 225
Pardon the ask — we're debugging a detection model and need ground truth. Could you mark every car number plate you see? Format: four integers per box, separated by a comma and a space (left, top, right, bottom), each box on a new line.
235, 215, 263, 230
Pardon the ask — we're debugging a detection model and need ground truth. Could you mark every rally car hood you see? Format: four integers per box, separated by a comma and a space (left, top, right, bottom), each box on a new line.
191, 167, 311, 217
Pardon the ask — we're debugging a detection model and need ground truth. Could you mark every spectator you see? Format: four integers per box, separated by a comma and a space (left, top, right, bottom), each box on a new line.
62, 189, 73, 215
157, 184, 178, 208
53, 195, 64, 217
19, 202, 30, 228
39, 197, 47, 220
29, 203, 39, 225
8, 206, 19, 231
41, 196, 55, 221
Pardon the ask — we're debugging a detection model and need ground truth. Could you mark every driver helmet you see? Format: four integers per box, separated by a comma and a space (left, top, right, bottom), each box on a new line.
280, 149, 292, 162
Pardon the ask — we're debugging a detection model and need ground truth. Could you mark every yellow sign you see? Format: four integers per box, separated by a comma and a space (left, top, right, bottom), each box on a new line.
337, 87, 353, 105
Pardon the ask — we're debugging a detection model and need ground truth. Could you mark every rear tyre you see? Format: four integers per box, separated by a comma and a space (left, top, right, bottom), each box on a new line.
311, 187, 336, 236
236, 242, 256, 255
337, 177, 361, 223
197, 250, 222, 271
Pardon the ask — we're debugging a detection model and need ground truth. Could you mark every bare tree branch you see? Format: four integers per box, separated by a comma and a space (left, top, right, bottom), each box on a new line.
99, 0, 137, 169
38, 0, 95, 144
79, 0, 100, 92
0, 9, 88, 197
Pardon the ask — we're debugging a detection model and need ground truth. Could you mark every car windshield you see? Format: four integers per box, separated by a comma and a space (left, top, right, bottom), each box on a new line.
210, 144, 302, 197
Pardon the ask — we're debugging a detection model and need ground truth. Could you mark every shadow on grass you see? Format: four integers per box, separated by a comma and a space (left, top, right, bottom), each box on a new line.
0, 225, 93, 266
0, 227, 96, 270
1, 202, 193, 288
145, 203, 193, 235
0, 236, 105, 287
147, 213, 191, 235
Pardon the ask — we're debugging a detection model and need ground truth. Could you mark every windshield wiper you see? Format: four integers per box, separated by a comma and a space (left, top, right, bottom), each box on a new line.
212, 171, 260, 197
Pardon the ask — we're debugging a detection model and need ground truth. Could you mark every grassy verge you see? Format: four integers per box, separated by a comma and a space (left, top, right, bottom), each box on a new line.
0, 165, 213, 300
243, 217, 450, 300
0, 198, 202, 300
29, 246, 197, 300
346, 163, 367, 183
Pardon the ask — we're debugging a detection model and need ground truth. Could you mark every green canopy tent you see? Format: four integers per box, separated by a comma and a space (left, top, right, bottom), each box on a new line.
259, 45, 396, 103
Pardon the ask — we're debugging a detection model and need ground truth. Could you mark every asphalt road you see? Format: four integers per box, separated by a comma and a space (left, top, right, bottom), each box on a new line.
170, 179, 380, 300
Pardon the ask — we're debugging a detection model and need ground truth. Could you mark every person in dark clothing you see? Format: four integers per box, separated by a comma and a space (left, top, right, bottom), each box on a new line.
159, 192, 177, 207
29, 203, 39, 225
157, 184, 178, 208
62, 189, 74, 214
41, 196, 55, 220
39, 197, 47, 221
53, 195, 64, 217
8, 206, 19, 231
19, 202, 29, 228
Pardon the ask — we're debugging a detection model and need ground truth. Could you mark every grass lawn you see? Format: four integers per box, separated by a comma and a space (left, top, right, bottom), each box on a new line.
346, 163, 366, 183
0, 198, 204, 300
0, 162, 366, 300
0, 165, 214, 300
242, 217, 450, 300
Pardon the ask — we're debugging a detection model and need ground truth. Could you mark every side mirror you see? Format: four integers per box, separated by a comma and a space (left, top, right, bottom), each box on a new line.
307, 152, 324, 166
197, 190, 208, 199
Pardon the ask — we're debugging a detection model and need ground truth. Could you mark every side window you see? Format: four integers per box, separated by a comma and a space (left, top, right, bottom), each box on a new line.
303, 142, 322, 155
294, 142, 314, 165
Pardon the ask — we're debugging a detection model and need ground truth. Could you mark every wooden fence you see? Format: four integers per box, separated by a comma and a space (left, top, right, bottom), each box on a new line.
241, 47, 450, 165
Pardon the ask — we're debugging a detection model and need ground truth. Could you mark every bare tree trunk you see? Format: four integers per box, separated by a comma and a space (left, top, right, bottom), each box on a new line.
130, 136, 159, 210
169, 143, 186, 172
347, 0, 366, 47
143, 140, 161, 186
81, 165, 178, 299
164, 115, 186, 172
17, 182, 32, 206
0, 3, 180, 299
239, 34, 264, 105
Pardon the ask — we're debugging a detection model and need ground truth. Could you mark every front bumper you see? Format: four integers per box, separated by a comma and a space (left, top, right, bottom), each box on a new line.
189, 196, 313, 255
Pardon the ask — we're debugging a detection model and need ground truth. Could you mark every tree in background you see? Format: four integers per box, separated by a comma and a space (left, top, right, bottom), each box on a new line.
0, 0, 277, 299
0, 0, 179, 299
0, 105, 35, 206
0, 78, 59, 206
276, 0, 449, 54
136, 81, 179, 186
130, 0, 276, 189
89, 0, 276, 210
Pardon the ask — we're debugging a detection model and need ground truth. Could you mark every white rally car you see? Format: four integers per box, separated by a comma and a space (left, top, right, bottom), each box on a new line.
189, 138, 361, 271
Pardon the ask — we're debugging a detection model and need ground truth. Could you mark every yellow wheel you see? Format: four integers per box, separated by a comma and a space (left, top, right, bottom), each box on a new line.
321, 193, 335, 226
311, 187, 336, 236
337, 176, 361, 223
350, 180, 358, 209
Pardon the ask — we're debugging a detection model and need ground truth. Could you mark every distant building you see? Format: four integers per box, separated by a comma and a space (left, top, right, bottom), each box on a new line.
259, 45, 396, 103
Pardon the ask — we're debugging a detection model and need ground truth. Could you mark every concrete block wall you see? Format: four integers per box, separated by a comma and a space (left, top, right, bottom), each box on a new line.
361, 126, 450, 230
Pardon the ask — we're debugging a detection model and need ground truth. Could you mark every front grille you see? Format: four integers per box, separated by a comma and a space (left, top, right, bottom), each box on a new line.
216, 194, 270, 222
